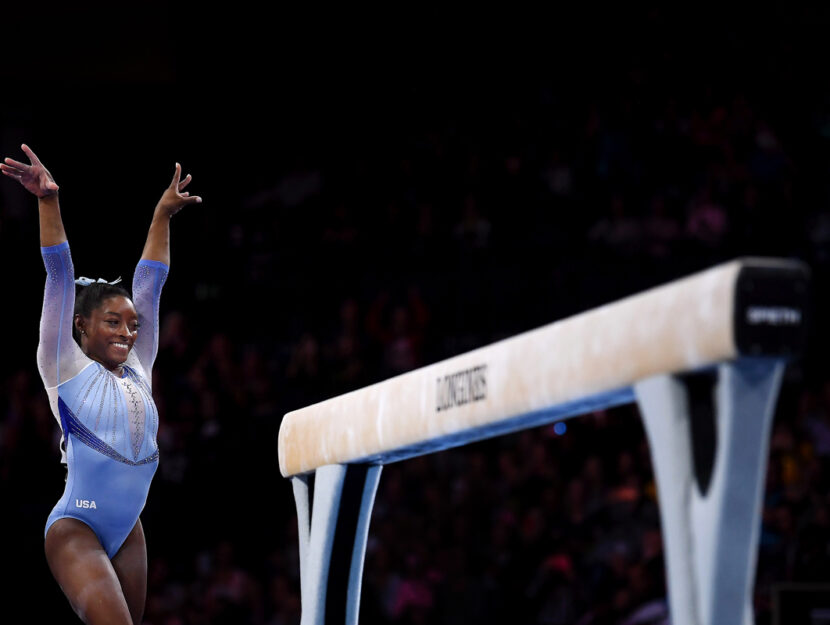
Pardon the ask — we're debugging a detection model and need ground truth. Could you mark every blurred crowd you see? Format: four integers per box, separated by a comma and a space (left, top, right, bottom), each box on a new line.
3, 10, 830, 625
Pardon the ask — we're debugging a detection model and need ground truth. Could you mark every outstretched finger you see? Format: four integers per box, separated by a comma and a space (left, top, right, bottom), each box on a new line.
168, 163, 182, 189
20, 144, 43, 166
178, 173, 192, 191
4, 157, 30, 170
182, 194, 202, 204
1, 163, 24, 175
1, 168, 21, 181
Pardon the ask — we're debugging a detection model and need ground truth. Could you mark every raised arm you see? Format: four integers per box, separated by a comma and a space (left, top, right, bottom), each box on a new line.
2, 145, 79, 386
140, 163, 202, 265
132, 163, 200, 375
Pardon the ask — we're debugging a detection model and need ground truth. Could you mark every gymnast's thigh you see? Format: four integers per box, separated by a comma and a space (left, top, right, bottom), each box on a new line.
45, 518, 134, 625
112, 519, 148, 625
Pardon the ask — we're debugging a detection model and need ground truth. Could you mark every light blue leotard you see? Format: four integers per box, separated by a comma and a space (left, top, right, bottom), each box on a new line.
40, 241, 167, 558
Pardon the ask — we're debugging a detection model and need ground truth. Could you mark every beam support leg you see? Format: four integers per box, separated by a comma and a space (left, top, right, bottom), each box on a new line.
291, 463, 383, 625
635, 358, 785, 625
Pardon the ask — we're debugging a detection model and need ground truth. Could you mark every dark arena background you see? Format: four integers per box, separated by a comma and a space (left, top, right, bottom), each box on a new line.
2, 6, 830, 625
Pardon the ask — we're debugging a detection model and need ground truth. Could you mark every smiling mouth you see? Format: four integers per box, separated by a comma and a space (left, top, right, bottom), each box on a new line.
112, 343, 130, 350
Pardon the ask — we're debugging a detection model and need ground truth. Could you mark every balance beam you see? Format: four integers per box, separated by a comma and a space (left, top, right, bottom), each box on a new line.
278, 257, 809, 625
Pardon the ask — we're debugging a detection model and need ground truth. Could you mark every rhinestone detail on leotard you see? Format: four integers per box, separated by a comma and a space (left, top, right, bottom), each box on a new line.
125, 367, 158, 436
59, 397, 159, 466
123, 376, 143, 460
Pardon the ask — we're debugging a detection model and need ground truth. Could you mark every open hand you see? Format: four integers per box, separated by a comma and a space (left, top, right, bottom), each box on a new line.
155, 163, 202, 217
0, 144, 59, 197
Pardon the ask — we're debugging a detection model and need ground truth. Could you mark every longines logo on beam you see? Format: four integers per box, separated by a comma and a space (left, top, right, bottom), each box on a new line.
436, 365, 487, 412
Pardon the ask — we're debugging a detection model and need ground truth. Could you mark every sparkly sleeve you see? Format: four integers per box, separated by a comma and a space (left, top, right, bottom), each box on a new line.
38, 241, 81, 387
131, 259, 168, 377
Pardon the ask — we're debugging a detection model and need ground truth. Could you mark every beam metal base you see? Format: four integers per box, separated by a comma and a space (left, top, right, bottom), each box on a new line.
635, 358, 785, 625
291, 464, 382, 625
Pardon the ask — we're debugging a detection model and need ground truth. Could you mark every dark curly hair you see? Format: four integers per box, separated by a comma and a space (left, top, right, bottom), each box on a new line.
72, 282, 132, 346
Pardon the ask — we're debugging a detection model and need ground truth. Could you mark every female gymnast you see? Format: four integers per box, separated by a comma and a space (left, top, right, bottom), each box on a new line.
1, 145, 201, 625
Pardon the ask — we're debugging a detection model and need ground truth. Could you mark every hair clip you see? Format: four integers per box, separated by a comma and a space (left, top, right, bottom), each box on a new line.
75, 276, 123, 287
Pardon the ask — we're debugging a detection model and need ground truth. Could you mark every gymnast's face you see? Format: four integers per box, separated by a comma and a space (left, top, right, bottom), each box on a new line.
76, 296, 139, 372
